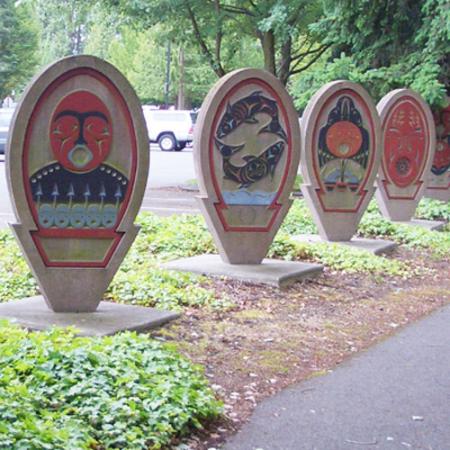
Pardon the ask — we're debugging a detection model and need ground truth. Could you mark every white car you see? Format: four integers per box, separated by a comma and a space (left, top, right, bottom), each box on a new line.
143, 109, 197, 151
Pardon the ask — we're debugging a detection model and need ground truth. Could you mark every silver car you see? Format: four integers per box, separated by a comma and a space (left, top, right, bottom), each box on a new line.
0, 109, 14, 155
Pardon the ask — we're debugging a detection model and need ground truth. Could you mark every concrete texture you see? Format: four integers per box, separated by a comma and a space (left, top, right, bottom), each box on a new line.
300, 81, 382, 242
224, 303, 450, 450
163, 254, 323, 287
399, 218, 447, 231
6, 55, 149, 312
294, 233, 398, 255
194, 69, 301, 264
0, 296, 179, 336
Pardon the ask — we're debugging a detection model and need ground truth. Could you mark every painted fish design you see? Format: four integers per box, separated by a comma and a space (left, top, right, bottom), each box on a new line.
217, 91, 288, 142
215, 139, 284, 189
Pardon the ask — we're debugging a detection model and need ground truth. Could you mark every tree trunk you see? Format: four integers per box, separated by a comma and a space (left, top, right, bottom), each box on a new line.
260, 30, 276, 76
278, 37, 292, 86
177, 47, 186, 110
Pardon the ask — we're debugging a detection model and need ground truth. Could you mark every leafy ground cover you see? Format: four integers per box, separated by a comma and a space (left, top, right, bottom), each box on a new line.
0, 194, 448, 449
0, 322, 221, 450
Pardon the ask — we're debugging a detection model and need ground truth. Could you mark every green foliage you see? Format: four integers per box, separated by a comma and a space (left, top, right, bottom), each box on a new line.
0, 231, 38, 300
415, 198, 450, 221
279, 198, 317, 235
0, 322, 221, 450
305, 0, 449, 107
359, 201, 450, 257
33, 0, 94, 64
0, 0, 38, 98
269, 233, 409, 276
136, 213, 215, 260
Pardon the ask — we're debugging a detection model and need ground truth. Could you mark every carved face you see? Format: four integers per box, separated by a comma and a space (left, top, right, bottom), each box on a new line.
50, 91, 112, 172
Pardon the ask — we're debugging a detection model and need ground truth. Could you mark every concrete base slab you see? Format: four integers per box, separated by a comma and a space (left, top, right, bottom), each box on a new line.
163, 254, 323, 288
0, 296, 180, 336
294, 234, 398, 255
398, 218, 447, 231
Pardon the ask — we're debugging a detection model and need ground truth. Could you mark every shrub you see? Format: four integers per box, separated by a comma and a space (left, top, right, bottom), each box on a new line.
0, 322, 221, 450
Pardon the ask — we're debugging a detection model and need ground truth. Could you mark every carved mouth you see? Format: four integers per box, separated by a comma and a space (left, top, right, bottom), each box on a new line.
68, 145, 93, 168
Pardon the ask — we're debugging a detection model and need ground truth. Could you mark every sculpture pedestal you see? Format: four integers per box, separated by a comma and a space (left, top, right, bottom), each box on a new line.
294, 234, 398, 255
163, 254, 324, 288
0, 296, 179, 336
397, 219, 447, 231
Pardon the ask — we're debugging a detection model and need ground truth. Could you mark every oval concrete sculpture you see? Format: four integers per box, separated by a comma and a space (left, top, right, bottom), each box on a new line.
6, 55, 149, 312
300, 80, 381, 241
195, 68, 300, 264
375, 89, 435, 221
425, 101, 450, 201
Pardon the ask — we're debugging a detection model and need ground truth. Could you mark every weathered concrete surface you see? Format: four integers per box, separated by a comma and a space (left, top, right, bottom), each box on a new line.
6, 55, 149, 312
294, 234, 397, 255
224, 302, 450, 450
194, 68, 301, 264
163, 254, 323, 287
300, 80, 382, 242
398, 218, 447, 231
0, 296, 179, 336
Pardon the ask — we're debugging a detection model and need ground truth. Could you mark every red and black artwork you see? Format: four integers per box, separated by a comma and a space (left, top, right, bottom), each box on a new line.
431, 105, 450, 176
318, 96, 370, 192
29, 91, 128, 230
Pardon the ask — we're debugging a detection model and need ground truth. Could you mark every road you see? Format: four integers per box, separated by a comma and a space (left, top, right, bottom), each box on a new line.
0, 145, 200, 228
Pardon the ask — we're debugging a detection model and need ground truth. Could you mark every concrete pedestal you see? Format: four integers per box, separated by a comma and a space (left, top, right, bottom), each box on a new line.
163, 254, 324, 288
398, 219, 447, 231
294, 234, 398, 255
0, 296, 179, 336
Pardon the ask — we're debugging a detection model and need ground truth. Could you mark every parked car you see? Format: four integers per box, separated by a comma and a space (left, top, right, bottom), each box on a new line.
143, 109, 197, 151
0, 108, 14, 155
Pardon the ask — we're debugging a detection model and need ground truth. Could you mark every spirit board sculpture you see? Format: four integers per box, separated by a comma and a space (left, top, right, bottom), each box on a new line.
375, 89, 435, 221
425, 101, 450, 201
300, 81, 381, 241
195, 68, 300, 264
6, 56, 149, 312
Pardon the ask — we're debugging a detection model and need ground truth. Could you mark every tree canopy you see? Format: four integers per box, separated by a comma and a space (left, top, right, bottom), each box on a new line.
0, 0, 37, 99
104, 0, 327, 85
293, 0, 450, 108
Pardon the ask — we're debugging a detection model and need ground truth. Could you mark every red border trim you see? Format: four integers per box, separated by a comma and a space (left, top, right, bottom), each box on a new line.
31, 233, 123, 268
311, 89, 376, 213
380, 96, 429, 200
209, 78, 292, 232
22, 67, 138, 267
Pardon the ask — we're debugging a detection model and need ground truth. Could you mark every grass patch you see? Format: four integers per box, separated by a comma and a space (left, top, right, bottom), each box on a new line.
0, 321, 221, 450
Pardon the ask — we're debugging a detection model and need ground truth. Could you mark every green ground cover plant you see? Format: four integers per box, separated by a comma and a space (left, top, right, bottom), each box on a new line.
0, 321, 221, 450
359, 200, 450, 257
269, 233, 409, 277
0, 198, 447, 305
415, 198, 450, 222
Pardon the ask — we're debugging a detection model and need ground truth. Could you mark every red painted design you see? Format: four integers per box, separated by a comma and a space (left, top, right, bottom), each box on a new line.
431, 105, 450, 176
326, 121, 362, 158
311, 90, 376, 213
209, 78, 292, 232
22, 68, 138, 268
50, 91, 112, 172
383, 98, 427, 189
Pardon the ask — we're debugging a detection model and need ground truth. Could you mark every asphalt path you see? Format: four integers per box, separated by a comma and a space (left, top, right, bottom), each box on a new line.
0, 145, 199, 228
224, 303, 450, 450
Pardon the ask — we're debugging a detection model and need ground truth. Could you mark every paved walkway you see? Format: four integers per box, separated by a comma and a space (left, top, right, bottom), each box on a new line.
224, 303, 450, 450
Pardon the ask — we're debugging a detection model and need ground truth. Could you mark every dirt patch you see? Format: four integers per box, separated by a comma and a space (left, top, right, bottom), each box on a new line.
151, 246, 450, 449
